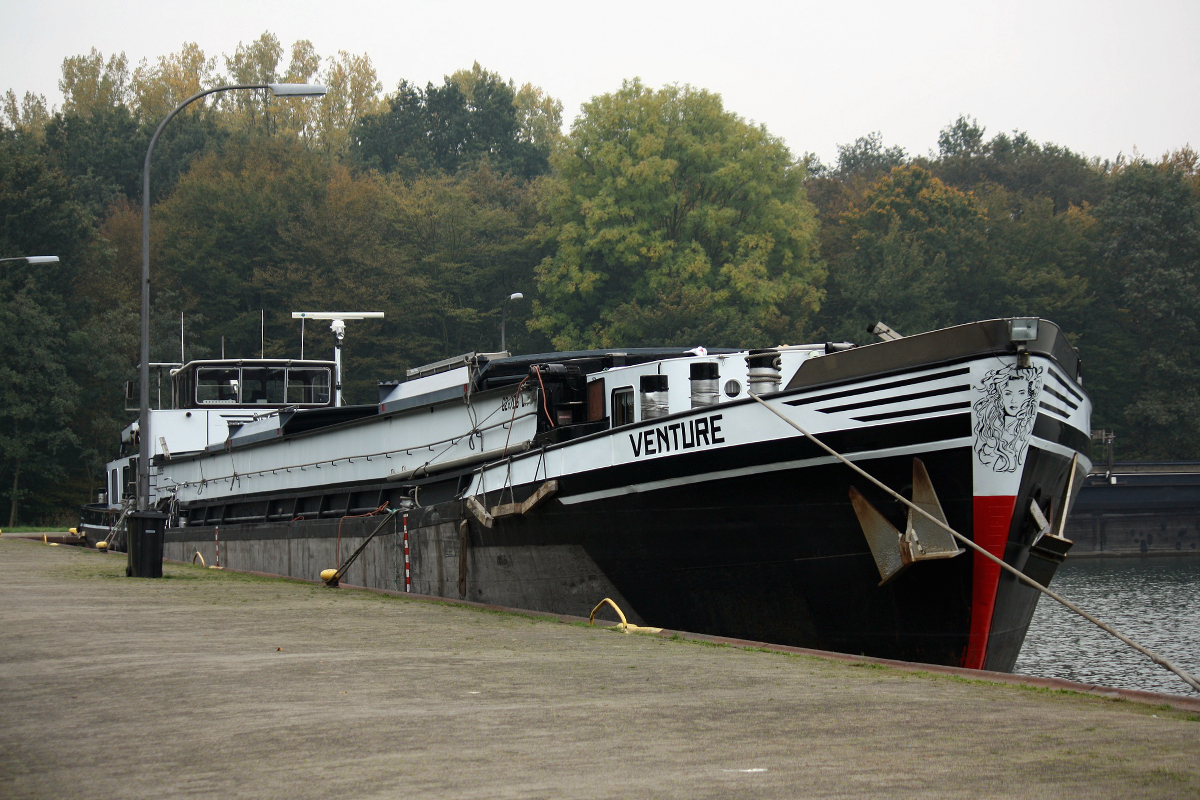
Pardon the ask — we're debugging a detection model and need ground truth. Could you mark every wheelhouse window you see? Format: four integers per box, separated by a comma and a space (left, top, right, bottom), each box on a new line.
193, 366, 331, 406
196, 368, 240, 404
611, 386, 635, 427
287, 368, 331, 405
240, 367, 286, 404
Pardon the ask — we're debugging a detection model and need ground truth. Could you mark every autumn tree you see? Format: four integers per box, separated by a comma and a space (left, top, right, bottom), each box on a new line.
149, 138, 546, 402
313, 50, 383, 155
814, 166, 986, 342
129, 41, 219, 123
532, 79, 823, 350
1, 91, 50, 139
153, 136, 333, 359
58, 48, 130, 115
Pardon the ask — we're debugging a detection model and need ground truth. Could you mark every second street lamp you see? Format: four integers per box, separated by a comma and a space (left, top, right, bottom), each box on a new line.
0, 256, 60, 265
134, 83, 326, 572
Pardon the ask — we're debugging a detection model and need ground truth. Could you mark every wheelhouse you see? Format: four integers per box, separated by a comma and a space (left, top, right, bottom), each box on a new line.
170, 359, 336, 409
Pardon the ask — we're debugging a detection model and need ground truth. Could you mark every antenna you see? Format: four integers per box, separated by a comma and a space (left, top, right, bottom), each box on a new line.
291, 312, 385, 406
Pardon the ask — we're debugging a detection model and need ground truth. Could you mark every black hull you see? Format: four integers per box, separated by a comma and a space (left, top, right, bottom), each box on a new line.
483, 447, 977, 665
473, 446, 1076, 672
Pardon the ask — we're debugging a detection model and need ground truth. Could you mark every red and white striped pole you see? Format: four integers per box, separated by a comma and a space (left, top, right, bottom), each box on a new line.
214, 526, 220, 569
403, 513, 410, 592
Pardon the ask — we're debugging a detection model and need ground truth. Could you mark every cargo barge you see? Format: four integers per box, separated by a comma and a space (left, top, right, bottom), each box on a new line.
90, 317, 1092, 671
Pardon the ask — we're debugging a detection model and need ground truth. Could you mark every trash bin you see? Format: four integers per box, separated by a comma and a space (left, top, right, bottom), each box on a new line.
127, 510, 168, 578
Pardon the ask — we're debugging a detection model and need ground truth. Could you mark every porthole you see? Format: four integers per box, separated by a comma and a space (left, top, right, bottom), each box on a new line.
724, 379, 742, 398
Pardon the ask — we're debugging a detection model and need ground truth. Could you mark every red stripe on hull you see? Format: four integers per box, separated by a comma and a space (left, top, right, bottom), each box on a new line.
963, 495, 1017, 670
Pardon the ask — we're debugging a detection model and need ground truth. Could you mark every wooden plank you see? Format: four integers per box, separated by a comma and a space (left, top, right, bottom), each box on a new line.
466, 496, 494, 528
489, 480, 560, 519
491, 502, 522, 518
520, 480, 559, 515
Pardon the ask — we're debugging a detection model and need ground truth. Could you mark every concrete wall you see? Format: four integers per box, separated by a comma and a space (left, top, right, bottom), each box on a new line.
163, 506, 642, 622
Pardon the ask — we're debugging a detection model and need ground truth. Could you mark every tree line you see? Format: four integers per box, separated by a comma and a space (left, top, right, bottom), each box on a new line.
1, 33, 1198, 523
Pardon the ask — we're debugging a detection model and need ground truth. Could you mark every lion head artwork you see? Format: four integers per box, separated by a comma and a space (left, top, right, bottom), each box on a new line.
972, 363, 1043, 472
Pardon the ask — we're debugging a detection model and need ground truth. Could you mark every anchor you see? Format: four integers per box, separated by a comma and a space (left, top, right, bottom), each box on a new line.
849, 458, 964, 585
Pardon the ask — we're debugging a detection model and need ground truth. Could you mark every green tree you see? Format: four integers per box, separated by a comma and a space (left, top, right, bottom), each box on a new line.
929, 115, 1106, 211
43, 104, 144, 214
0, 142, 93, 523
972, 186, 1093, 326
1088, 158, 1200, 458
834, 131, 908, 181
532, 79, 823, 349
0, 283, 80, 525
352, 68, 555, 179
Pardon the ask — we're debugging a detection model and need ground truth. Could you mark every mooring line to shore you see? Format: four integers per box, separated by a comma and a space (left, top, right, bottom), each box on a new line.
320, 507, 402, 587
748, 391, 1200, 694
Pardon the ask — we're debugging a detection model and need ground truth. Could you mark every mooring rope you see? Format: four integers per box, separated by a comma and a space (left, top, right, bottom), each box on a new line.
748, 390, 1200, 694
325, 507, 402, 586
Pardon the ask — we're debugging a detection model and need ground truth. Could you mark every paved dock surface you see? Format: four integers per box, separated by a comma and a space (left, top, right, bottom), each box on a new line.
1, 538, 1197, 799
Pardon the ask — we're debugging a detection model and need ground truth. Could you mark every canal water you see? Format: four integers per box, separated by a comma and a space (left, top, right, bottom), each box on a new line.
1015, 555, 1200, 696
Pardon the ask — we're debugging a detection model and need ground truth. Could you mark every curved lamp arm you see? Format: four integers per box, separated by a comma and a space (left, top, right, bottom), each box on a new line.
137, 83, 325, 510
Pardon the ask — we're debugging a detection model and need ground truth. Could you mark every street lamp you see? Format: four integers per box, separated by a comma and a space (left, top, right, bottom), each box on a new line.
0, 256, 59, 264
501, 292, 524, 353
137, 83, 325, 518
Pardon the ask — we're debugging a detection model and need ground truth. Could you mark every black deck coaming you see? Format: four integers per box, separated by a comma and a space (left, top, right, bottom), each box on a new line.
787, 317, 1082, 392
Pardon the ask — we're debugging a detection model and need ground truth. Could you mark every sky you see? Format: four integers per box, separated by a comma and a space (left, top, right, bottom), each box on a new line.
2, 0, 1197, 165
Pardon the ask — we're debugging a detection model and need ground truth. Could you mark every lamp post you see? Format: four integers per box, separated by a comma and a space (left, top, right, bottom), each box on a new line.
500, 292, 524, 353
137, 83, 325, 516
0, 256, 59, 265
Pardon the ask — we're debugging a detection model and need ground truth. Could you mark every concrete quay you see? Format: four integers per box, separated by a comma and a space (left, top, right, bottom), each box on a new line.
1, 537, 1197, 799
